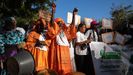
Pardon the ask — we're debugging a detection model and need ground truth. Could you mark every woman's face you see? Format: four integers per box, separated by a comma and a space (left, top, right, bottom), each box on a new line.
39, 23, 45, 32
12, 19, 17, 29
80, 25, 86, 33
57, 21, 63, 29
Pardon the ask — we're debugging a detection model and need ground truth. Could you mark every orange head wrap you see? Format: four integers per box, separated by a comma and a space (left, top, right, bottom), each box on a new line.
54, 18, 65, 25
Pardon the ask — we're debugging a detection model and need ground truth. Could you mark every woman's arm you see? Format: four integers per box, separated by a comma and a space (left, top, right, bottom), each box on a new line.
76, 39, 91, 46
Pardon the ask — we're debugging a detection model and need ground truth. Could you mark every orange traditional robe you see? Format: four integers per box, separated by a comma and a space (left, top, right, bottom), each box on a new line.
24, 31, 50, 71
47, 22, 77, 75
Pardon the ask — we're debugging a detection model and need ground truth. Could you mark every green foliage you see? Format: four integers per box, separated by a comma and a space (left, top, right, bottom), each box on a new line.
110, 4, 133, 33
128, 12, 133, 24
0, 0, 56, 30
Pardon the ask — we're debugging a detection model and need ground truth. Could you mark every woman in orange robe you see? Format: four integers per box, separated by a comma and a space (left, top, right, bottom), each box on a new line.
25, 18, 50, 72
47, 6, 77, 75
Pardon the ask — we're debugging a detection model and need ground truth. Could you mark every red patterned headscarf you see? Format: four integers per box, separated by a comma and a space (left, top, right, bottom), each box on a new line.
91, 20, 99, 25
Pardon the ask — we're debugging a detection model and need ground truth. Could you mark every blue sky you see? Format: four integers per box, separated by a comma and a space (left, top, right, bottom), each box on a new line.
54, 0, 133, 23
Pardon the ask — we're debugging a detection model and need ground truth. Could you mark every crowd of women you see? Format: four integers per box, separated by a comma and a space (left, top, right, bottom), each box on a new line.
0, 3, 99, 75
